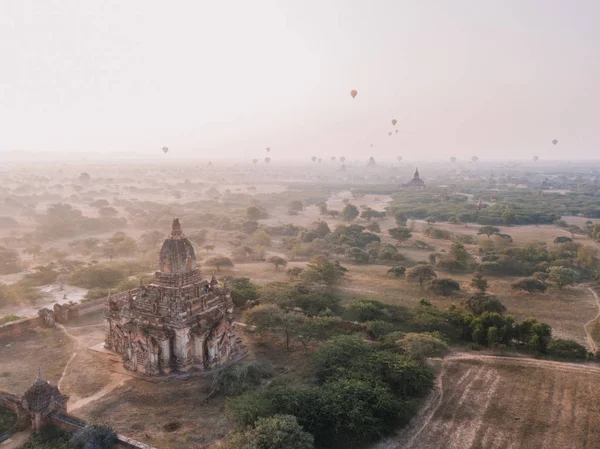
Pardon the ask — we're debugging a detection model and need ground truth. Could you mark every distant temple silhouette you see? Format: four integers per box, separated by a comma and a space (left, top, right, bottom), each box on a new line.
401, 168, 426, 190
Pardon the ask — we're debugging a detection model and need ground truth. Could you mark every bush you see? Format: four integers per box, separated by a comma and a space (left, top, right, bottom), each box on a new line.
210, 362, 275, 398
399, 333, 449, 362
463, 293, 506, 315
547, 338, 588, 360
387, 266, 406, 277
224, 415, 314, 449
428, 278, 461, 297
229, 277, 259, 307
364, 320, 395, 339
511, 278, 548, 294
70, 265, 127, 289
71, 423, 117, 449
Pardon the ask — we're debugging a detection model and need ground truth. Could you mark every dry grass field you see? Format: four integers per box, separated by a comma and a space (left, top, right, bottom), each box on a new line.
379, 354, 600, 449
0, 327, 75, 393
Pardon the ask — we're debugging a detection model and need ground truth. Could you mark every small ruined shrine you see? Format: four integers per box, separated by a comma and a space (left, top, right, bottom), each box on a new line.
402, 168, 426, 190
21, 369, 68, 432
105, 219, 239, 375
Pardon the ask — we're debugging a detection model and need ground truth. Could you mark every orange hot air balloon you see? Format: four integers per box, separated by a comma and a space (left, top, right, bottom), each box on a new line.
350, 90, 358, 99
391, 119, 397, 126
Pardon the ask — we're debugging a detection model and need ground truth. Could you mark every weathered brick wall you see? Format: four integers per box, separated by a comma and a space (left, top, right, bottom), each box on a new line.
0, 391, 29, 443
0, 316, 43, 339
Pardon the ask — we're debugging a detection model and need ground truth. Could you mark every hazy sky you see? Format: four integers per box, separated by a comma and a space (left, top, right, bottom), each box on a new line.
1, 0, 599, 160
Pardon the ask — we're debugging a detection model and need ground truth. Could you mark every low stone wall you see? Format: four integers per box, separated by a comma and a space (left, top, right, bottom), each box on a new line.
0, 392, 29, 443
0, 316, 43, 340
49, 414, 156, 449
0, 296, 108, 339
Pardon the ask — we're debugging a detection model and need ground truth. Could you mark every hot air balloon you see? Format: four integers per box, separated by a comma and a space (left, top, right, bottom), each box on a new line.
331, 156, 336, 162
395, 130, 398, 134
266, 147, 271, 153
450, 156, 457, 163
340, 156, 346, 163
311, 156, 317, 162
397, 156, 402, 163
552, 139, 558, 145
370, 144, 374, 148
350, 89, 358, 99
162, 147, 168, 154
252, 159, 258, 164
264, 157, 271, 164
471, 156, 479, 163
391, 119, 397, 126
533, 155, 539, 162
388, 132, 392, 136
317, 158, 323, 163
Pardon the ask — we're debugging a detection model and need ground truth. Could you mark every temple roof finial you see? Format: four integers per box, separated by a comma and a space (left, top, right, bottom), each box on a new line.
171, 218, 183, 236
34, 367, 46, 385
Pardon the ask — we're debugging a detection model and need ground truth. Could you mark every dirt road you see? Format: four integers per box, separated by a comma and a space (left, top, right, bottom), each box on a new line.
584, 287, 600, 354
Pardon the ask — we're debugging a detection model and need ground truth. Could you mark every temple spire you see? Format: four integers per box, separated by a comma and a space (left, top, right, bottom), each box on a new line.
34, 367, 46, 385
171, 218, 183, 236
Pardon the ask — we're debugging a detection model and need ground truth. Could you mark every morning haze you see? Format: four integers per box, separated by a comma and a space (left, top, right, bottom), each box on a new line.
1, 0, 599, 160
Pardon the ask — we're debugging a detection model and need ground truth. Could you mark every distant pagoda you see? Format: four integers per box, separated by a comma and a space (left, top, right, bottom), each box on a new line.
401, 168, 426, 190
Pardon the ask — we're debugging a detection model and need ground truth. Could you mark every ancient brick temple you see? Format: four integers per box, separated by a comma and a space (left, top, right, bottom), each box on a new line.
104, 219, 239, 375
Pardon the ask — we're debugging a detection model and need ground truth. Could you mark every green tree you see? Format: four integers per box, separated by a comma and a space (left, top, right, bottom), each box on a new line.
205, 255, 234, 272
463, 293, 506, 315
470, 272, 488, 292
394, 211, 408, 226
406, 265, 437, 288
246, 205, 262, 221
102, 232, 137, 260
477, 226, 500, 238
341, 204, 360, 221
400, 333, 448, 363
317, 202, 328, 216
547, 266, 580, 290
268, 256, 288, 270
388, 227, 412, 242
425, 216, 436, 225
23, 245, 43, 260
204, 244, 215, 253
501, 210, 516, 226
224, 415, 314, 449
301, 256, 347, 286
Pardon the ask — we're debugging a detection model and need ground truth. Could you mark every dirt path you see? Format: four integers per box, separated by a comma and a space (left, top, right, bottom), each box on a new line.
56, 323, 128, 414
584, 287, 600, 354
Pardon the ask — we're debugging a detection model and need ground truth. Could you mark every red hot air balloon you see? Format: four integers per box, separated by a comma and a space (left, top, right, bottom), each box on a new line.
350, 90, 358, 98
